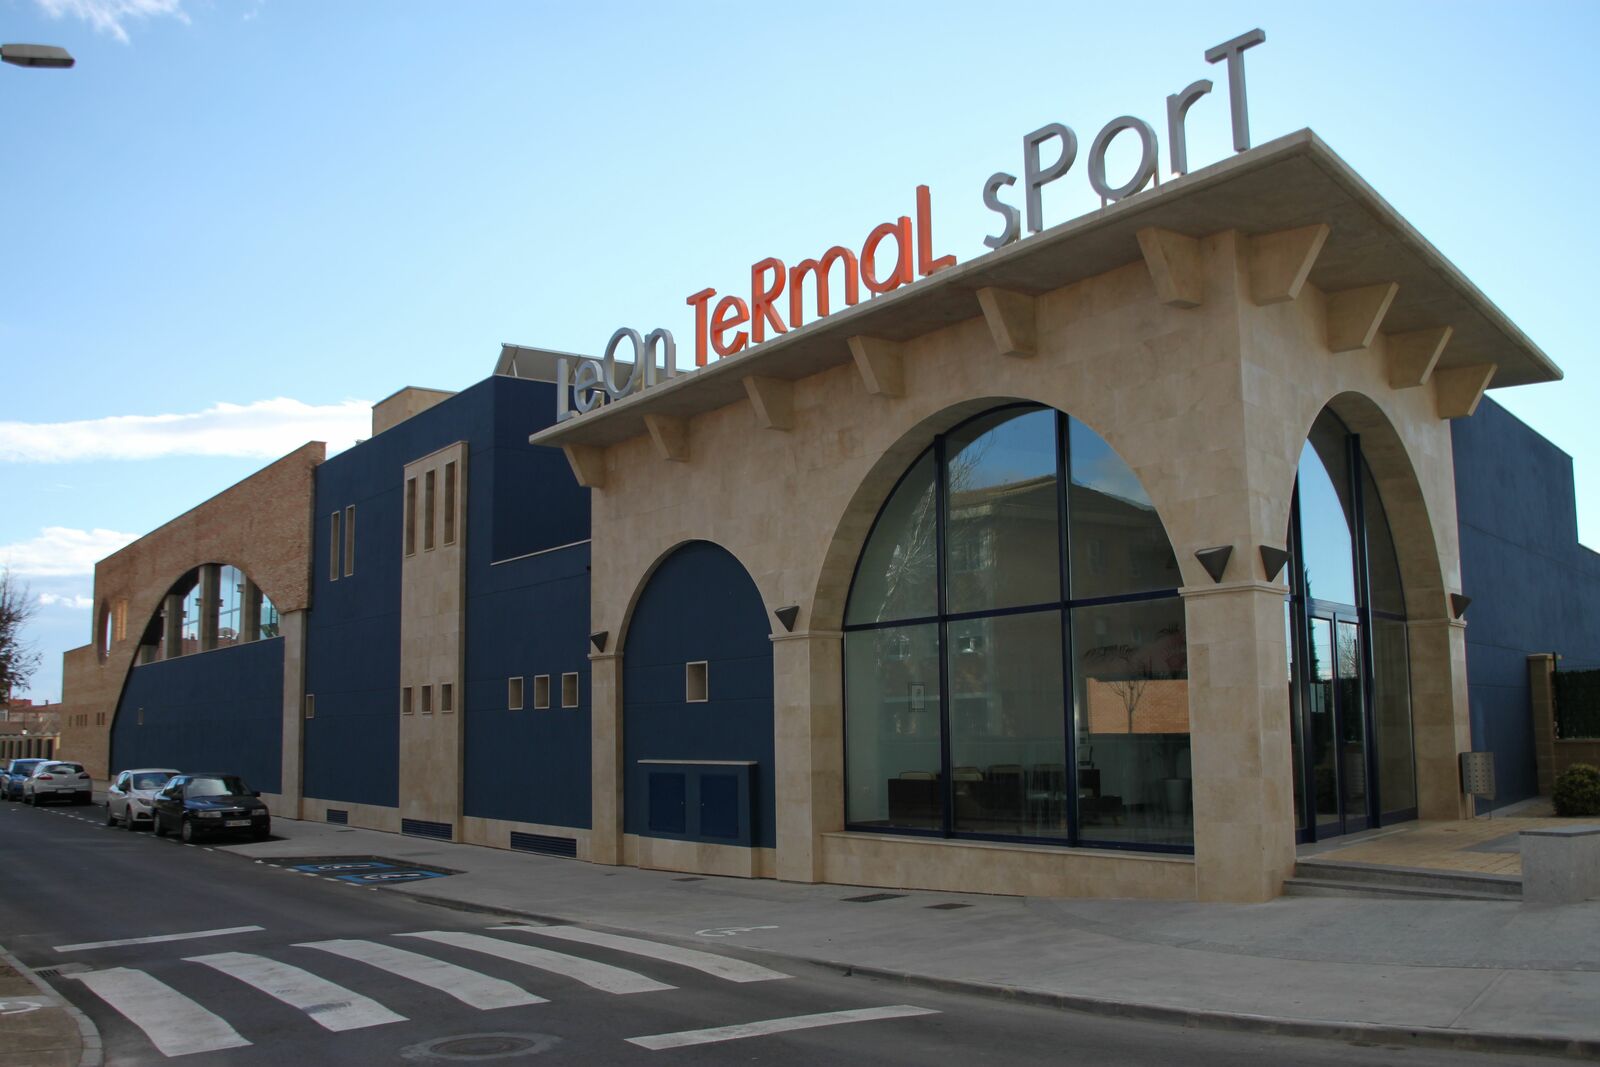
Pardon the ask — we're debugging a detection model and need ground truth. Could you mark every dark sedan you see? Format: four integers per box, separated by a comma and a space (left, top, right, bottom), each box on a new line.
151, 773, 271, 843
1, 759, 48, 801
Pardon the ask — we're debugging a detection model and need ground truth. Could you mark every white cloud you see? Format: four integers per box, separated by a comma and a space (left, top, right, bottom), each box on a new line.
1, 527, 139, 577
33, 0, 188, 44
0, 397, 371, 464
38, 592, 94, 609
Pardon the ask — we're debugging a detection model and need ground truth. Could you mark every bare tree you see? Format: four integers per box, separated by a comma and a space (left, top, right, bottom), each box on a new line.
0, 568, 41, 700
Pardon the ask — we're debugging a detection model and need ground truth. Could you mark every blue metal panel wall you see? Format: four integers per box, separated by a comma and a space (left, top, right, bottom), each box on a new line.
1452, 397, 1600, 806
622, 541, 775, 847
110, 638, 283, 791
460, 375, 592, 828
302, 373, 590, 812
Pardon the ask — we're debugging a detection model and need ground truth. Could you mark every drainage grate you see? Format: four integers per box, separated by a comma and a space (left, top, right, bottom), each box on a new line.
402, 818, 454, 841
840, 892, 906, 903
34, 963, 87, 979
508, 832, 577, 858
925, 902, 972, 910
325, 809, 349, 825
673, 876, 704, 882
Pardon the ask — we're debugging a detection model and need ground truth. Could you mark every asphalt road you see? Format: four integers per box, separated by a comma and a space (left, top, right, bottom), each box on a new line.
0, 796, 1565, 1066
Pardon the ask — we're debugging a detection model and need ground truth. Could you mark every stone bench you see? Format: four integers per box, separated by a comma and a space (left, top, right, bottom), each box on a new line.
1520, 825, 1600, 904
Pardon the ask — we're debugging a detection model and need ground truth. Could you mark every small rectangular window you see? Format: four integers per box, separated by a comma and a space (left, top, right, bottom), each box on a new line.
508, 677, 524, 710
443, 462, 457, 545
113, 599, 128, 642
304, 693, 316, 720
344, 505, 356, 577
404, 477, 418, 556
328, 512, 341, 581
686, 661, 708, 703
562, 671, 580, 709
533, 675, 550, 710
401, 686, 413, 716
441, 682, 454, 714
423, 470, 437, 551
421, 684, 433, 715
137, 707, 144, 726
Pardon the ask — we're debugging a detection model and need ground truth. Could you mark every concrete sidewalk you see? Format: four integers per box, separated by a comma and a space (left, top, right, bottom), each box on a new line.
231, 818, 1600, 1060
0, 946, 99, 1067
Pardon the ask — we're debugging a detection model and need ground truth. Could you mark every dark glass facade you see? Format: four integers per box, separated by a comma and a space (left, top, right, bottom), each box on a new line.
843, 404, 1191, 851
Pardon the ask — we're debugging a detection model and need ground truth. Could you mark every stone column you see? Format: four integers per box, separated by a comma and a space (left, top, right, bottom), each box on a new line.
1408, 617, 1471, 820
1529, 654, 1557, 797
162, 593, 183, 658
276, 610, 307, 819
589, 651, 624, 865
772, 631, 844, 884
1183, 581, 1298, 903
242, 580, 263, 644
198, 564, 220, 651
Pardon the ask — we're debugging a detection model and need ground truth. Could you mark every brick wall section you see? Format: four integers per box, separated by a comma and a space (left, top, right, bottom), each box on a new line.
57, 442, 324, 779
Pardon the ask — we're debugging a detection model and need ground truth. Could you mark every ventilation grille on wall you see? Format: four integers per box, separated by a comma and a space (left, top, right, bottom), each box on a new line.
401, 818, 454, 841
509, 831, 577, 858
325, 809, 349, 825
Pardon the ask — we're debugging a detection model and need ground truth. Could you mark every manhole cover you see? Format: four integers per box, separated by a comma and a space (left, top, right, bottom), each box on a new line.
401, 1032, 561, 1061
841, 892, 905, 903
925, 902, 972, 910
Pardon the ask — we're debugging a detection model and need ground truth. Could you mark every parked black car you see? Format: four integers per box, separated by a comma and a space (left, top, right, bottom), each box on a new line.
151, 773, 271, 843
1, 759, 48, 801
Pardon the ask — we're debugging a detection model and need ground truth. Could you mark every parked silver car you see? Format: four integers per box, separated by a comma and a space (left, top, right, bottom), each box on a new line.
105, 767, 181, 829
22, 761, 92, 805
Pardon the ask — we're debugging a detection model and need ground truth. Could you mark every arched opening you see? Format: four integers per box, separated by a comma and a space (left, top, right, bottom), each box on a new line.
1286, 406, 1418, 840
622, 541, 775, 852
131, 564, 280, 664
842, 403, 1190, 851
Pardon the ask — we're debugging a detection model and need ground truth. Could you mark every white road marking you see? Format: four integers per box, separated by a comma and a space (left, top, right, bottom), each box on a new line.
73, 967, 251, 1057
493, 924, 789, 983
297, 939, 546, 1010
626, 1004, 940, 1050
186, 951, 406, 1031
399, 931, 673, 995
54, 926, 265, 953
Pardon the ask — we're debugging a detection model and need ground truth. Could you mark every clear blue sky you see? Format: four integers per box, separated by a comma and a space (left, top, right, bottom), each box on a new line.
3, 1, 1596, 701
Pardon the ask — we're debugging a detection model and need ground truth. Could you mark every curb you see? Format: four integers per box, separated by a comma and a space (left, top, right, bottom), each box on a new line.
0, 944, 103, 1067
399, 889, 1600, 1061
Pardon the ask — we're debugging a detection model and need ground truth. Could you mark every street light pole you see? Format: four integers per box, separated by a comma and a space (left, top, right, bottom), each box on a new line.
1, 43, 75, 69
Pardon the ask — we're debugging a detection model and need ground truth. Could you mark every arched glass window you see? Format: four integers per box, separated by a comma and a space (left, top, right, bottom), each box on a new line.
1287, 409, 1417, 838
844, 405, 1191, 851
131, 566, 283, 665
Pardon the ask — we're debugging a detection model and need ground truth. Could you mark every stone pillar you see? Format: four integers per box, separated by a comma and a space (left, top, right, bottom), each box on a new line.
772, 631, 844, 883
242, 580, 263, 644
1183, 581, 1298, 903
589, 651, 624, 865
277, 610, 307, 819
1408, 617, 1472, 820
162, 593, 183, 658
198, 564, 220, 651
1529, 653, 1557, 797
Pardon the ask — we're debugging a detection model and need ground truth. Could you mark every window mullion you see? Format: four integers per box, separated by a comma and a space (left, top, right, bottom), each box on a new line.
1057, 411, 1080, 847
933, 432, 953, 838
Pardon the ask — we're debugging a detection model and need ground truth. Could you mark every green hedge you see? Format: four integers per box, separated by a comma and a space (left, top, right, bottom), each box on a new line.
1554, 668, 1600, 739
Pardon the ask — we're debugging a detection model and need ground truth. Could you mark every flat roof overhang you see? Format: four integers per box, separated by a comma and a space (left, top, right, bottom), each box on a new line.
531, 129, 1560, 452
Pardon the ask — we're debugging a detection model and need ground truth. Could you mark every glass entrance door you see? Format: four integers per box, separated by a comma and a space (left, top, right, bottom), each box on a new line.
1306, 614, 1370, 837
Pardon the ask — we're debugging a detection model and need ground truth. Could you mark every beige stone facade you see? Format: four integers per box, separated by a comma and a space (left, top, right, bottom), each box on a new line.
533, 132, 1559, 903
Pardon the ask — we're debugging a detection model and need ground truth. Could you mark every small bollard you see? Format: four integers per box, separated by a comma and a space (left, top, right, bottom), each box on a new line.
1520, 825, 1600, 904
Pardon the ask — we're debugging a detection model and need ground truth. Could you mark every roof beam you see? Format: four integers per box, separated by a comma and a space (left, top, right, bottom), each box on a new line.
643, 413, 689, 461
1433, 363, 1496, 419
976, 287, 1038, 358
1248, 223, 1329, 305
1387, 326, 1452, 389
1136, 227, 1204, 308
848, 336, 905, 397
742, 375, 794, 431
1326, 282, 1398, 352
562, 444, 607, 489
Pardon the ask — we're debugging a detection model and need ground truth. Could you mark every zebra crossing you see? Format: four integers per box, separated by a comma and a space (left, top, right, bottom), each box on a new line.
62, 922, 931, 1059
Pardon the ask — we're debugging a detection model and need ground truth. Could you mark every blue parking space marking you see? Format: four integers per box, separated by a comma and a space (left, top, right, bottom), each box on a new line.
332, 870, 449, 885
291, 861, 397, 875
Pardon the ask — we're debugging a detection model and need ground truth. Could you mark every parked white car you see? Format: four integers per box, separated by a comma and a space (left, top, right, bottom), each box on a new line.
23, 761, 93, 806
105, 767, 181, 829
